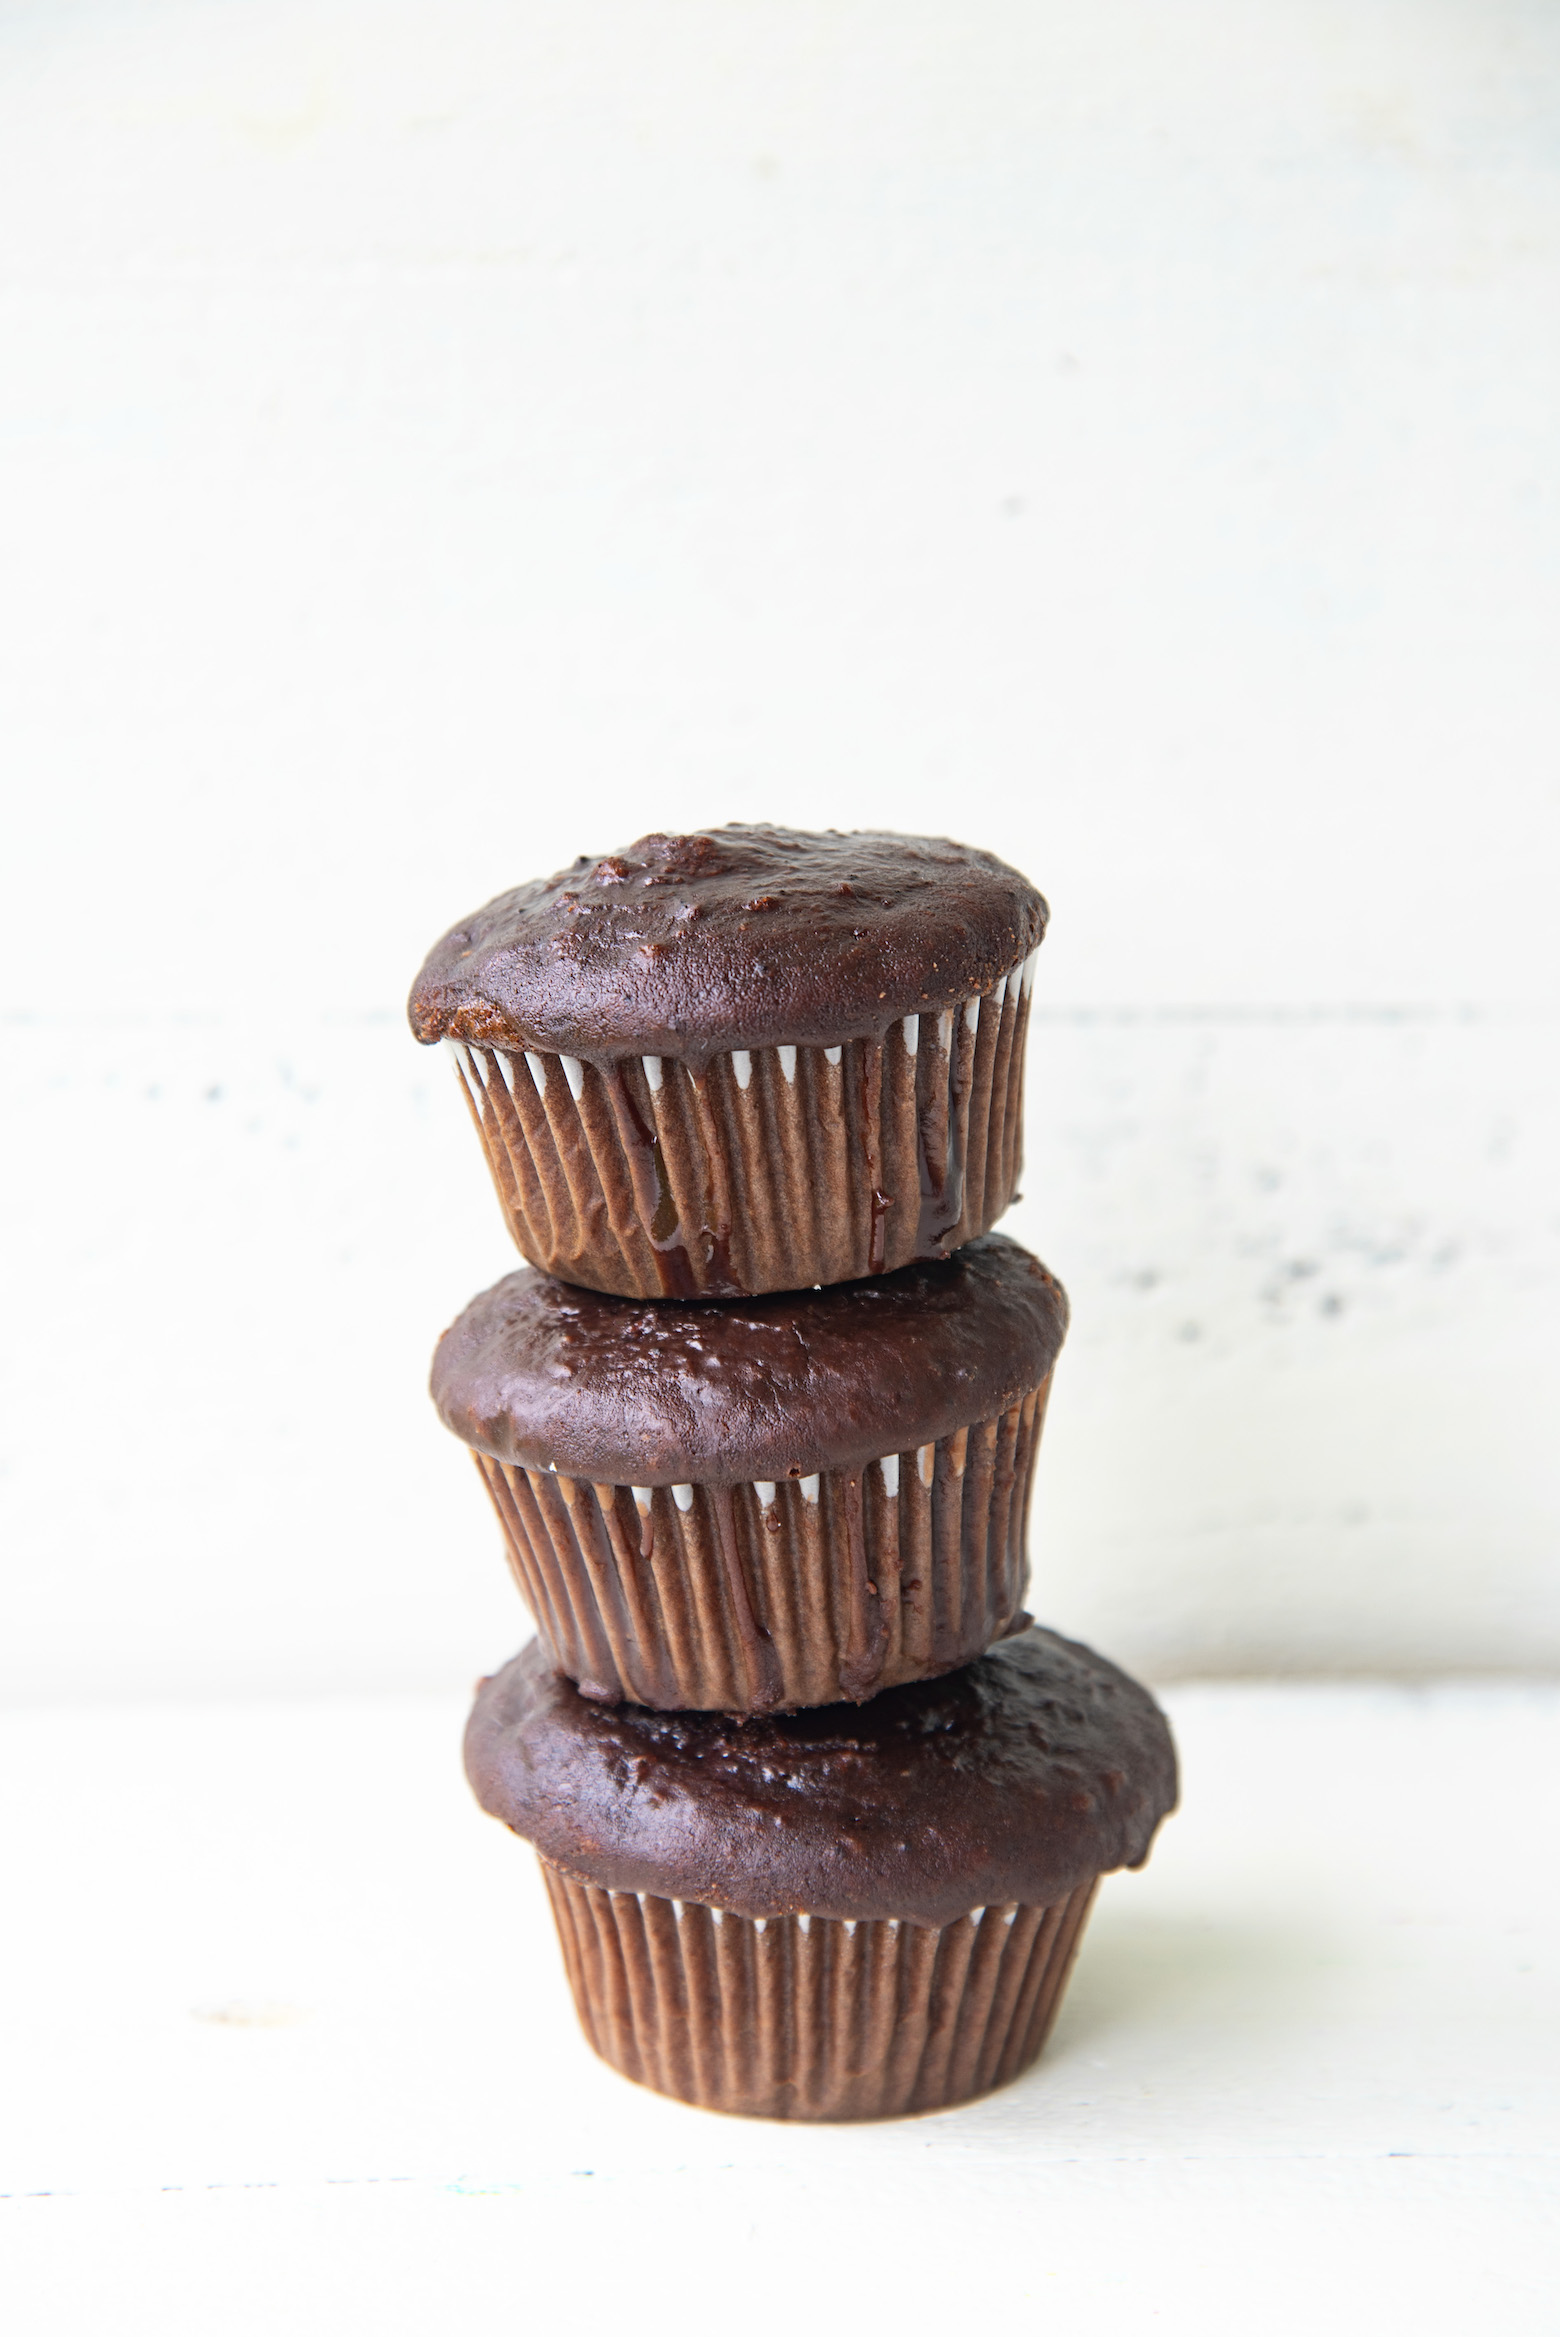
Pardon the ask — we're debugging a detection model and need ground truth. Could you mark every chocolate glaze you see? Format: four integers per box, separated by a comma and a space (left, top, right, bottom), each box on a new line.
409, 826, 1046, 1063
432, 1233, 1068, 1487
465, 1627, 1178, 1926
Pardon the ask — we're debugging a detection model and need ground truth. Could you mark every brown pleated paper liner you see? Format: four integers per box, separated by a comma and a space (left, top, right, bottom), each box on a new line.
473, 1384, 1051, 1712
443, 954, 1036, 1297
540, 1863, 1099, 2121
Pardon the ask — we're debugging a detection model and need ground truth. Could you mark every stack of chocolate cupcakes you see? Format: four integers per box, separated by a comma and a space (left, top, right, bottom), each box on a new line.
411, 826, 1175, 2122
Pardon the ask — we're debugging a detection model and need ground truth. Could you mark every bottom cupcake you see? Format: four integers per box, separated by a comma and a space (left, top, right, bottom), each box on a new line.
465, 1626, 1178, 2121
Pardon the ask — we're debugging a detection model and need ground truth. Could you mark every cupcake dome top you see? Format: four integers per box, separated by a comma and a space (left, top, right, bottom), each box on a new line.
408, 825, 1046, 1063
466, 1627, 1178, 1927
431, 1233, 1067, 1487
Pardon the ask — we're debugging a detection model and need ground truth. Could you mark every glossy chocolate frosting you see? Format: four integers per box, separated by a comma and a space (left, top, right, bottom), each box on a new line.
408, 826, 1046, 1063
466, 1627, 1177, 1925
432, 1233, 1067, 1486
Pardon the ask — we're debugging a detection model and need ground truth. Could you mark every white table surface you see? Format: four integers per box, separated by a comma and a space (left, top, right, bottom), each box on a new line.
4, 1678, 1557, 2335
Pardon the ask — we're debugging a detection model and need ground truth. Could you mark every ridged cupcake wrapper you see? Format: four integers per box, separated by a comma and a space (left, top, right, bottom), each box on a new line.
541, 1863, 1099, 2122
473, 1385, 1051, 1712
445, 953, 1037, 1298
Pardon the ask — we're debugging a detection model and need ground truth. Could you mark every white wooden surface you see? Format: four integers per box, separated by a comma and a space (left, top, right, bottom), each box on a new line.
5, 1679, 1558, 2334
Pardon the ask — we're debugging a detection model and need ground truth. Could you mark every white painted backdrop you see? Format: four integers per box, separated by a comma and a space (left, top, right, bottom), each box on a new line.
4, 0, 1558, 1700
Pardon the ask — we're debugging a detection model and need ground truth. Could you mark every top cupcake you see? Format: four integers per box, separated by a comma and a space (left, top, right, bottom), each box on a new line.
409, 825, 1046, 1063
410, 826, 1047, 1300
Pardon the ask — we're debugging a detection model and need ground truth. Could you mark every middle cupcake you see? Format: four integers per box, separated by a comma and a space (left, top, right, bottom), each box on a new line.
433, 1231, 1068, 1715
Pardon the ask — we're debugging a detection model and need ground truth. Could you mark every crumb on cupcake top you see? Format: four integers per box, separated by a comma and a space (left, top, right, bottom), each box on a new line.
409, 825, 1046, 1063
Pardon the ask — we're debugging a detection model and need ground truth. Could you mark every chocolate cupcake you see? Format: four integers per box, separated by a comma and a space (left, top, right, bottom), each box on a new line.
433, 1233, 1068, 1714
409, 826, 1046, 1298
467, 1627, 1177, 2121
